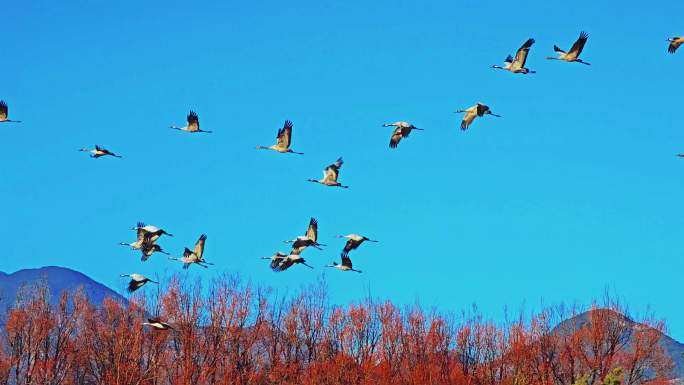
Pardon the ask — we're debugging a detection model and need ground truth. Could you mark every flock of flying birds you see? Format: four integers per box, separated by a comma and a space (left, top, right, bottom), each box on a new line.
3, 33, 683, 331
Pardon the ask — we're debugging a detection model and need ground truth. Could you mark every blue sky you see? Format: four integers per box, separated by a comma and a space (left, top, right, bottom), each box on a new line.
2, 0, 684, 339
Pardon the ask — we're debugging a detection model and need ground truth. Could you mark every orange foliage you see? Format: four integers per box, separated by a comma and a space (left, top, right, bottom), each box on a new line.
0, 277, 673, 385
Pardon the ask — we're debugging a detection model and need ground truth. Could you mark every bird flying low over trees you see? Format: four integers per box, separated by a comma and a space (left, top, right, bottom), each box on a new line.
120, 273, 158, 293
336, 234, 378, 257
168, 234, 214, 269
307, 157, 349, 188
326, 255, 362, 273
0, 101, 21, 123
284, 217, 325, 251
455, 103, 501, 131
142, 317, 173, 331
256, 120, 304, 154
492, 38, 536, 74
383, 121, 423, 148
667, 36, 684, 53
79, 145, 122, 158
546, 31, 591, 65
171, 110, 212, 133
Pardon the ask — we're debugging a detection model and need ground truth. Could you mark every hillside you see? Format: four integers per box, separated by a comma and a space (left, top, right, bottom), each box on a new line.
0, 266, 126, 316
554, 309, 684, 380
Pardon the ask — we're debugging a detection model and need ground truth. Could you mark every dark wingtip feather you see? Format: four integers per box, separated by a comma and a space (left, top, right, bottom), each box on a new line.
284, 120, 293, 128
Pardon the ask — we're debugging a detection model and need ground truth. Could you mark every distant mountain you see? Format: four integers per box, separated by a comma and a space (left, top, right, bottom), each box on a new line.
0, 266, 126, 317
554, 309, 684, 380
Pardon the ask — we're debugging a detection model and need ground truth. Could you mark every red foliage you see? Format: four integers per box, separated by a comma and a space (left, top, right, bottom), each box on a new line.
0, 277, 673, 385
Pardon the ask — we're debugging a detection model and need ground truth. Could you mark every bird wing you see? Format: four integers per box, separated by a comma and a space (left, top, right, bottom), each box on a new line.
95, 145, 103, 151
476, 103, 491, 116
342, 238, 358, 254
276, 120, 293, 149
148, 317, 162, 323
140, 250, 151, 262
333, 157, 344, 169
187, 111, 200, 132
401, 126, 412, 138
194, 234, 206, 259
389, 127, 403, 148
136, 226, 148, 242
669, 37, 684, 54
291, 245, 306, 255
128, 280, 144, 292
461, 110, 477, 131
0, 101, 7, 120
511, 38, 534, 69
270, 255, 286, 270
306, 218, 318, 242
341, 255, 353, 269
274, 258, 294, 272
183, 247, 193, 258
568, 31, 588, 59
504, 55, 514, 64
323, 165, 339, 183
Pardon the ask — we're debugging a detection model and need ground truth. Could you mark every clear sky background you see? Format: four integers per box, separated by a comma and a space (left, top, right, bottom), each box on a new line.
2, 0, 684, 339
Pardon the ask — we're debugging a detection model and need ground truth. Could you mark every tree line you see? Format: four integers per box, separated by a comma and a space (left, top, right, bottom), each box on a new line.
0, 275, 673, 385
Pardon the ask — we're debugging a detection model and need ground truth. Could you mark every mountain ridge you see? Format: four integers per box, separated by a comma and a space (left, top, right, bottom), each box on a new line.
0, 266, 126, 315
554, 308, 684, 380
